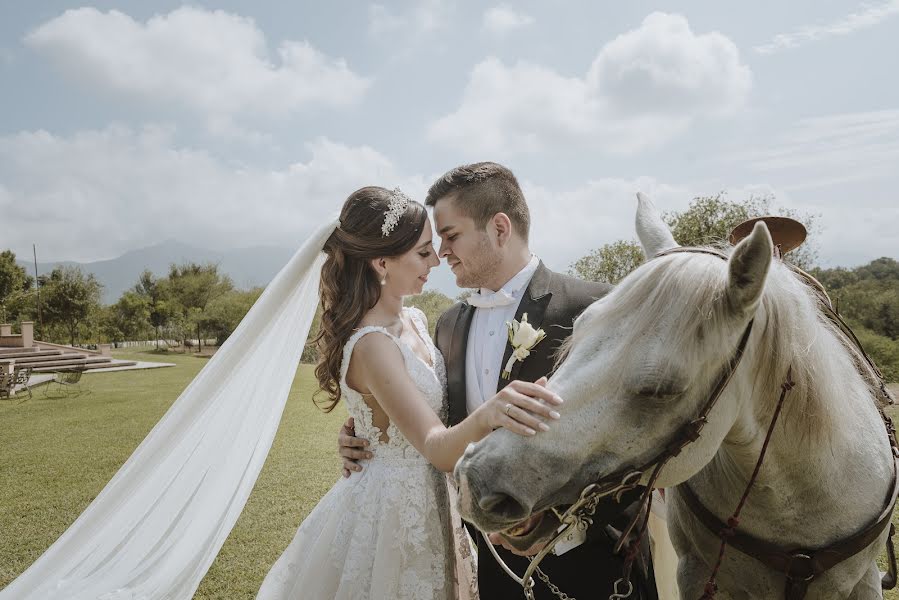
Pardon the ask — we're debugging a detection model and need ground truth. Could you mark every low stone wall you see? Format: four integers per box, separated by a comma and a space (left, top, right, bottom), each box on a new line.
0, 322, 34, 348
34, 340, 101, 356
0, 335, 22, 348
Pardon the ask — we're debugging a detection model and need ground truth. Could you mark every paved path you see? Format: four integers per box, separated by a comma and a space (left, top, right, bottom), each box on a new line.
88, 360, 176, 373
10, 359, 176, 396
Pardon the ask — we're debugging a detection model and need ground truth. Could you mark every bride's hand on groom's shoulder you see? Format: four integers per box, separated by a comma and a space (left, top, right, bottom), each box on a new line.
477, 377, 563, 437
338, 417, 372, 478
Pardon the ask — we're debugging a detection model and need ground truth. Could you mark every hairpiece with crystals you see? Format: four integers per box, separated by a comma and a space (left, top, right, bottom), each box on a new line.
381, 188, 412, 237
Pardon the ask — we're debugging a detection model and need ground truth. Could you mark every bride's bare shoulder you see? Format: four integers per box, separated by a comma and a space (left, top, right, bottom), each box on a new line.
346, 329, 404, 385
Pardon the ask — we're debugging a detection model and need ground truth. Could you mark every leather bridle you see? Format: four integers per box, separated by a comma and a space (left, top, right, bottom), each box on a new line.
481, 246, 899, 600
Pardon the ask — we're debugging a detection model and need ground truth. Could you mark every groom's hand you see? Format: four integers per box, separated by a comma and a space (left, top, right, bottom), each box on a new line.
338, 417, 371, 478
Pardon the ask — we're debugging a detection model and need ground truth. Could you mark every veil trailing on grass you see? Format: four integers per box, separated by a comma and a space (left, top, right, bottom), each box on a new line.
0, 218, 339, 600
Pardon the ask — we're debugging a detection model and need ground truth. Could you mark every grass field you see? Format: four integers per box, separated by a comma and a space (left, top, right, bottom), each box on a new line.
1, 357, 897, 598
0, 351, 346, 598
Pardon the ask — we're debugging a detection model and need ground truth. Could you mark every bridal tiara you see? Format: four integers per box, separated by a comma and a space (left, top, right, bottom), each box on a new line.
381, 188, 412, 237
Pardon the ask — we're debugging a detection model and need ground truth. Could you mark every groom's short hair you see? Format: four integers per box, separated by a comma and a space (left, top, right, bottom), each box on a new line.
425, 162, 530, 242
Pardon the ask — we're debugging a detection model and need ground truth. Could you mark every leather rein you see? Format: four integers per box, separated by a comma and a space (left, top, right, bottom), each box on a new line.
484, 246, 899, 600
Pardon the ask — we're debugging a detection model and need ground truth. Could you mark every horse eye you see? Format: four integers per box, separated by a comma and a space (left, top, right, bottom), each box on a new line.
634, 382, 686, 399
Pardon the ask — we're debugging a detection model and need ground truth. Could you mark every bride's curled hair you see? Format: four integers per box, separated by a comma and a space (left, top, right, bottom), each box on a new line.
313, 186, 427, 412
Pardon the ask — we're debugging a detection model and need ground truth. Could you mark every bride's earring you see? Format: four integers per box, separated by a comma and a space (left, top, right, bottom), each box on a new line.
380, 273, 387, 286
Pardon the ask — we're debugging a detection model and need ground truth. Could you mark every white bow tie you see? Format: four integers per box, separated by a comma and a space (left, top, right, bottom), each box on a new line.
467, 288, 516, 309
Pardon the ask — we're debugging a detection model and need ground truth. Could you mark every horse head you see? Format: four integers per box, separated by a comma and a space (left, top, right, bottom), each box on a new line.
455, 193, 775, 541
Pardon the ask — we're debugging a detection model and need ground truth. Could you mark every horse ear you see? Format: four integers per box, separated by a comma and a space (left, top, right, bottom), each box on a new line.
726, 222, 773, 315
635, 192, 678, 258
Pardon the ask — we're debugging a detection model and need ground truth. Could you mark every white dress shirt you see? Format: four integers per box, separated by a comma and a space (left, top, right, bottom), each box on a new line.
464, 256, 587, 554
464, 255, 540, 416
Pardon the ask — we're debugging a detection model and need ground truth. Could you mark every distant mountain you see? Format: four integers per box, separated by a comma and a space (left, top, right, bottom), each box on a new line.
19, 239, 460, 304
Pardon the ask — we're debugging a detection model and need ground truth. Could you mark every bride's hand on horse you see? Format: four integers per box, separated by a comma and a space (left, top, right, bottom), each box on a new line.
476, 377, 563, 437
338, 417, 372, 478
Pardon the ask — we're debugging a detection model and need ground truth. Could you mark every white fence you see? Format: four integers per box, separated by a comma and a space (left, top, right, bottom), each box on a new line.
112, 339, 179, 348
112, 339, 217, 348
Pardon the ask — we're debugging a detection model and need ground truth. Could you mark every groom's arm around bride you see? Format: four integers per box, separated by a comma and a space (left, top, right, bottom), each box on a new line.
342, 161, 656, 599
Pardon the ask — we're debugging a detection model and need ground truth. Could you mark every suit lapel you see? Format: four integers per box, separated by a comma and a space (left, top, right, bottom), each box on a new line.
447, 303, 475, 426
497, 263, 553, 392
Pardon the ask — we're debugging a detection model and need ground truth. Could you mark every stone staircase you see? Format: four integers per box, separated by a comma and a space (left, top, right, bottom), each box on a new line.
0, 346, 136, 373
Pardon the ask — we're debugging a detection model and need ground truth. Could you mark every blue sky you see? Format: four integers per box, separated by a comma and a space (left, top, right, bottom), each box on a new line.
1, 1, 897, 294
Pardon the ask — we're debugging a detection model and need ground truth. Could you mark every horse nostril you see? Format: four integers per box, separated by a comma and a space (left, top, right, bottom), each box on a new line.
478, 492, 529, 521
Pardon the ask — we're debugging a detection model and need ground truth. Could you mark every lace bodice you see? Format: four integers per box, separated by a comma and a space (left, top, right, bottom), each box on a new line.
340, 306, 448, 461
257, 307, 474, 600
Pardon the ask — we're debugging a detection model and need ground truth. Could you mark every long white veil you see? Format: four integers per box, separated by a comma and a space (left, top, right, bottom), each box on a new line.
0, 218, 339, 600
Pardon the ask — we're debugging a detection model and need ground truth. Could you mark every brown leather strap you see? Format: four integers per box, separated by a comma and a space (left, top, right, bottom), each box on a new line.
652, 246, 899, 599
680, 459, 899, 599
884, 523, 897, 590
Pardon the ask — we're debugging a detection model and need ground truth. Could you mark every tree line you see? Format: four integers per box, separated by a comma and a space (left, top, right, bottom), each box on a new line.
2, 193, 896, 379
567, 193, 898, 382
0, 256, 250, 352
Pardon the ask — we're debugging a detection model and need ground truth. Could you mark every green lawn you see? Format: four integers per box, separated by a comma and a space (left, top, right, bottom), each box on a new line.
0, 351, 346, 599
1, 360, 897, 598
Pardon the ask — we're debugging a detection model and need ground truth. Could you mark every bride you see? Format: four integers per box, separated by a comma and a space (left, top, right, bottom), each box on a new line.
0, 186, 560, 600
257, 186, 562, 599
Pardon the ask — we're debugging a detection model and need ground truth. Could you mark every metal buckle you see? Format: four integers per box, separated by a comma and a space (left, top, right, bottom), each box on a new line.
609, 577, 633, 599
787, 552, 816, 582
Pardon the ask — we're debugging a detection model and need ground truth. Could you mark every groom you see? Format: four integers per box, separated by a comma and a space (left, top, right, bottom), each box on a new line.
340, 162, 654, 598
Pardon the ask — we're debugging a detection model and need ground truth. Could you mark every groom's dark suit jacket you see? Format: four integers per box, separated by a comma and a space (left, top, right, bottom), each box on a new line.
435, 262, 655, 600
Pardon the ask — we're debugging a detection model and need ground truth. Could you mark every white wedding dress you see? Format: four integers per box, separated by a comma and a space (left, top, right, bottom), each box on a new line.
257, 307, 475, 600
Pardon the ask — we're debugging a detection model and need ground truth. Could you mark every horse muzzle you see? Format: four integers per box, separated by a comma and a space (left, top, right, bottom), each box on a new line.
456, 456, 536, 531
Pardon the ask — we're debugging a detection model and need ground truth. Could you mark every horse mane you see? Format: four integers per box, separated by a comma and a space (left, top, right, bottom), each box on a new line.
749, 255, 891, 441
557, 246, 888, 444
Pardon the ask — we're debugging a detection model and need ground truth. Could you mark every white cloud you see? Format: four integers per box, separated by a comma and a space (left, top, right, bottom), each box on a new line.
525, 178, 690, 271
429, 12, 751, 155
719, 110, 899, 264
1, 124, 892, 284
0, 126, 426, 262
527, 175, 899, 276
369, 0, 450, 37
590, 13, 750, 118
482, 6, 535, 35
755, 1, 899, 54
25, 7, 370, 128
723, 109, 899, 187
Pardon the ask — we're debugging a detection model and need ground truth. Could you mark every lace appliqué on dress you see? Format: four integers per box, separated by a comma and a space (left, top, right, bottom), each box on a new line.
257, 307, 474, 600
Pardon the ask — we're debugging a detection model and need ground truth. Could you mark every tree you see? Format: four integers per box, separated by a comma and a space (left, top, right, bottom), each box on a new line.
455, 290, 475, 303
569, 240, 645, 284
571, 192, 821, 285
813, 258, 899, 341
853, 325, 899, 383
405, 290, 454, 337
40, 266, 103, 346
663, 192, 820, 271
0, 250, 34, 323
166, 263, 233, 351
103, 291, 151, 342
201, 287, 263, 345
812, 266, 858, 292
134, 270, 176, 349
854, 257, 899, 283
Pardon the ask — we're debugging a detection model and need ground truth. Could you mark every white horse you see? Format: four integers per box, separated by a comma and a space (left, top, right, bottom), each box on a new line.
456, 195, 896, 599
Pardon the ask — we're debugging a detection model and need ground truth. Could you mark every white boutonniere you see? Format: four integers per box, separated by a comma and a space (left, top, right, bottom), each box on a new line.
501, 313, 546, 379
